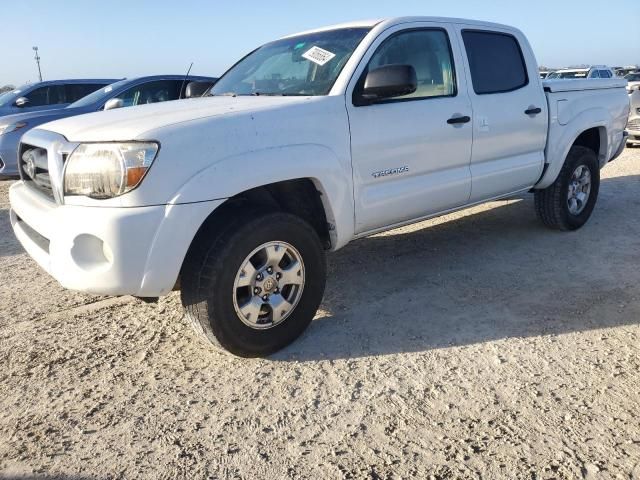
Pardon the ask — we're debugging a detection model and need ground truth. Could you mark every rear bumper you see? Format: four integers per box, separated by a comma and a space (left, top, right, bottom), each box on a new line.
610, 131, 629, 162
9, 181, 224, 296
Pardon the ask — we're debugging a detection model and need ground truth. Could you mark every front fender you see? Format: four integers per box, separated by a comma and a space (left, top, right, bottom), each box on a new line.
168, 144, 355, 250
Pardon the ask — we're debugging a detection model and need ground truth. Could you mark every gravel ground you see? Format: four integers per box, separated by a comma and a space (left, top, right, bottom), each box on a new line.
1, 148, 639, 480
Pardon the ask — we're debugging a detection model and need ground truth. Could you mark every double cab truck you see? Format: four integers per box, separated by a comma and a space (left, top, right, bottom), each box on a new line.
9, 17, 630, 356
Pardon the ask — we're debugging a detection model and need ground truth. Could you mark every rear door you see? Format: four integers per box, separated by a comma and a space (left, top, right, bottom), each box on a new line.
347, 22, 473, 234
456, 27, 548, 202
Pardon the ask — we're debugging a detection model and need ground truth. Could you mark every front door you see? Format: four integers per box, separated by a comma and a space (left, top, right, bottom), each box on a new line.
346, 24, 473, 234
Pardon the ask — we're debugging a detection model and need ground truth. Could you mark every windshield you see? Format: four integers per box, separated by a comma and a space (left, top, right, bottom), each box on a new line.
547, 71, 588, 79
0, 91, 14, 106
211, 27, 371, 97
68, 79, 129, 108
0, 85, 27, 107
625, 73, 640, 81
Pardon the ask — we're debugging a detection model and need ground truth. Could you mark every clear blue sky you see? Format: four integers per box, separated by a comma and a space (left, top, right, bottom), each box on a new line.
1, 0, 638, 86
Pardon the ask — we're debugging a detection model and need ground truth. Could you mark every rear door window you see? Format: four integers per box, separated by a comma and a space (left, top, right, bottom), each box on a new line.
589, 70, 600, 78
461, 30, 528, 94
65, 83, 106, 102
599, 70, 612, 78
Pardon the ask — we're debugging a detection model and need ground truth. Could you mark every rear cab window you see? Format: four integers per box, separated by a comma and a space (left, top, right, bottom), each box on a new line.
461, 30, 528, 94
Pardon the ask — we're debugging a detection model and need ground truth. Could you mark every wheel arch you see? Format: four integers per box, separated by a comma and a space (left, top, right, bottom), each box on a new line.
535, 119, 608, 190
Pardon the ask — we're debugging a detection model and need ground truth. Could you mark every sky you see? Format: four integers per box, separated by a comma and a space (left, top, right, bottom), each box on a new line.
1, 0, 638, 86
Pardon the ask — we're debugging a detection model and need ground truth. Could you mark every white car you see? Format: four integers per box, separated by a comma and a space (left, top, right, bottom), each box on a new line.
624, 72, 640, 94
9, 17, 630, 356
627, 89, 640, 146
547, 66, 615, 80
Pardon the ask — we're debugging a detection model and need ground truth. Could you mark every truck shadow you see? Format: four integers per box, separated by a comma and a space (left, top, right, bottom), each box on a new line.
275, 173, 640, 361
1, 476, 99, 480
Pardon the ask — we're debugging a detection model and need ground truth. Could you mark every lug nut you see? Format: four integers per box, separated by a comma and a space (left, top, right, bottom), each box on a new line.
276, 273, 281, 280
256, 273, 263, 281
275, 288, 280, 293
254, 287, 261, 294
267, 267, 273, 274
262, 295, 269, 301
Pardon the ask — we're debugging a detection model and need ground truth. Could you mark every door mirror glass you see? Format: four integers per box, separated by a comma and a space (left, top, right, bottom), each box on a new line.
14, 97, 29, 107
104, 98, 124, 110
357, 65, 417, 105
185, 81, 213, 98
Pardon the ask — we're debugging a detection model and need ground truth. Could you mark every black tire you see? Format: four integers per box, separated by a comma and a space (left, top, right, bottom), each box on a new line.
534, 146, 600, 231
180, 208, 326, 357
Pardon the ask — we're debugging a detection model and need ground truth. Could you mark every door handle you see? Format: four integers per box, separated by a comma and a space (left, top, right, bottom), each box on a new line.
525, 107, 542, 115
447, 115, 471, 125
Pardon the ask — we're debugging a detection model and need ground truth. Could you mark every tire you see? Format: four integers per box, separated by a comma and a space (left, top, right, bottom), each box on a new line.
534, 146, 600, 231
180, 208, 326, 357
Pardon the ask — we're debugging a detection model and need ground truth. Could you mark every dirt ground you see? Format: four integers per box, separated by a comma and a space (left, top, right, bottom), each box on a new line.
1, 148, 639, 480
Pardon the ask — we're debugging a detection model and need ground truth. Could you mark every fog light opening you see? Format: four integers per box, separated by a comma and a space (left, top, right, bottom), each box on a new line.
70, 234, 112, 271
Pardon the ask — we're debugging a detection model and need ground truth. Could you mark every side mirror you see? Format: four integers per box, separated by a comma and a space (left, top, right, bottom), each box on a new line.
15, 97, 29, 108
104, 98, 124, 111
185, 81, 213, 98
354, 64, 417, 106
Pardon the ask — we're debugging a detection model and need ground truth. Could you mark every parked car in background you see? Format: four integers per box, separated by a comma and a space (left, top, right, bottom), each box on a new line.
8, 17, 629, 356
624, 72, 640, 94
615, 66, 639, 77
627, 90, 640, 146
539, 71, 554, 79
547, 66, 614, 79
0, 75, 217, 177
0, 79, 117, 118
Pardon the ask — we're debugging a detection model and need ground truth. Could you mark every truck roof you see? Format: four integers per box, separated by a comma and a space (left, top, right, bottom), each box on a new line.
282, 16, 518, 38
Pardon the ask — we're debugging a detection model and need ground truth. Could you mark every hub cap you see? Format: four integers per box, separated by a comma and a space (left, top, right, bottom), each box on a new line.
233, 241, 305, 330
567, 165, 591, 215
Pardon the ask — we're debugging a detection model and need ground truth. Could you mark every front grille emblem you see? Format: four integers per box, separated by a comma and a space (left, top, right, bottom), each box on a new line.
22, 150, 37, 180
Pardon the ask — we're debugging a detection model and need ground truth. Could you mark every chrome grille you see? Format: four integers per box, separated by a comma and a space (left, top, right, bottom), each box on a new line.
628, 118, 640, 129
19, 143, 54, 200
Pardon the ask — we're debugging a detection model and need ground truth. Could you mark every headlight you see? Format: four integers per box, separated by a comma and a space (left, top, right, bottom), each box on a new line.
64, 142, 159, 199
0, 122, 27, 136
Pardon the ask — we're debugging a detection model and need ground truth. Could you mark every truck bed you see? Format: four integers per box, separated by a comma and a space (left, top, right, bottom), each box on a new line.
543, 78, 627, 93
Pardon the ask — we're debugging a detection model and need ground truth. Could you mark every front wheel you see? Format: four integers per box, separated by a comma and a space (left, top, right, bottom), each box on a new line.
534, 146, 600, 231
180, 209, 326, 357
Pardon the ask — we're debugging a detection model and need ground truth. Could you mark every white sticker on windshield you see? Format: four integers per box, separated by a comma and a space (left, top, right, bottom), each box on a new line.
302, 46, 336, 66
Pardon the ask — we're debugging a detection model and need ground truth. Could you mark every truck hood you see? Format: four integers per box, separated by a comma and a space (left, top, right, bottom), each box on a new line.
37, 96, 316, 142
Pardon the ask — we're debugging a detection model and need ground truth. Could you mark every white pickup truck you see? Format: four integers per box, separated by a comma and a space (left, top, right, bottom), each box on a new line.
10, 17, 630, 356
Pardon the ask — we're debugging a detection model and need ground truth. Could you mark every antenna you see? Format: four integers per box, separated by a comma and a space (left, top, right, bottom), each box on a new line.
179, 62, 194, 99
33, 46, 43, 82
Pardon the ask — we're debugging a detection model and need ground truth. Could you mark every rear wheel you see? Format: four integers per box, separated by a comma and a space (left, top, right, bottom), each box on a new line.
180, 209, 326, 357
534, 146, 600, 231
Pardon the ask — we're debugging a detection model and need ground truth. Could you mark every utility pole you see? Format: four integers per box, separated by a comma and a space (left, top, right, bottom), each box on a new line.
32, 46, 42, 82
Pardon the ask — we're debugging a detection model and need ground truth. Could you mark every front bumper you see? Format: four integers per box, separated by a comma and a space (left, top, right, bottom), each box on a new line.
10, 181, 224, 296
0, 140, 18, 177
